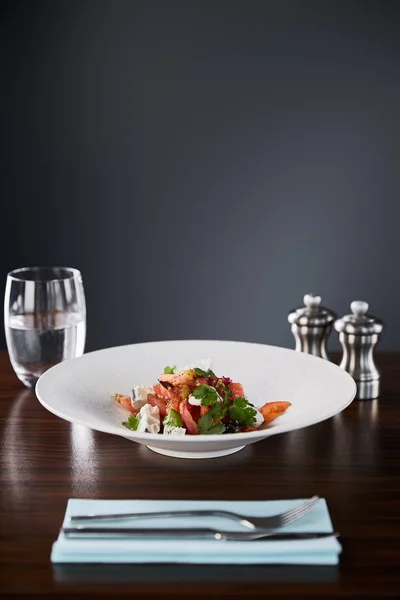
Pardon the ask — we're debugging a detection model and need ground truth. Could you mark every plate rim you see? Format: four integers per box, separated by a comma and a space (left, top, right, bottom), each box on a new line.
35, 339, 357, 443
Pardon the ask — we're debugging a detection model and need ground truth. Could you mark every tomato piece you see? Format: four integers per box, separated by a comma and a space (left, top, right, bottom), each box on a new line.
259, 401, 292, 424
147, 393, 168, 418
180, 401, 200, 435
200, 405, 211, 417
153, 383, 168, 398
167, 396, 181, 414
153, 383, 178, 401
114, 394, 139, 415
228, 382, 245, 399
186, 403, 200, 421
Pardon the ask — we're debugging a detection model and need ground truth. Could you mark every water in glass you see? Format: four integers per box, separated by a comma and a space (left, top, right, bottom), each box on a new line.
4, 267, 86, 388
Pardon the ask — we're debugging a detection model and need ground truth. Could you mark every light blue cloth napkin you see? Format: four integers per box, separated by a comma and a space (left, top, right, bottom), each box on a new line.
51, 498, 341, 565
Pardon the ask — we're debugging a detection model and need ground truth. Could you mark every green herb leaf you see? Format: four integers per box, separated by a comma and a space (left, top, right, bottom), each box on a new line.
163, 408, 183, 429
192, 384, 219, 406
122, 414, 141, 431
223, 385, 233, 402
197, 411, 214, 434
163, 365, 176, 374
204, 423, 226, 435
229, 397, 257, 427
194, 367, 216, 378
197, 403, 225, 434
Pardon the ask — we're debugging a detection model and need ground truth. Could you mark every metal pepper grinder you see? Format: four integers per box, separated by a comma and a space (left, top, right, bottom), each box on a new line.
288, 294, 336, 359
334, 301, 384, 400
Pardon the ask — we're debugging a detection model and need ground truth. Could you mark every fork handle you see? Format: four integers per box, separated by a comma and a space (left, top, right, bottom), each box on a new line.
69, 509, 246, 524
63, 527, 218, 539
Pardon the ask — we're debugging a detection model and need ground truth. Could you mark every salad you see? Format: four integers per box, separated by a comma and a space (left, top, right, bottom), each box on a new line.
114, 360, 291, 436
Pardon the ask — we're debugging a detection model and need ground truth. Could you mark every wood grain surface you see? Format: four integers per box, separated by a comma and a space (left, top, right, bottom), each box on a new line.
0, 351, 399, 599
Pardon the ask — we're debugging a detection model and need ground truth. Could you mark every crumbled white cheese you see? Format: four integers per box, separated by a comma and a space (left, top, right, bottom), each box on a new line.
176, 358, 212, 374
131, 386, 153, 410
163, 426, 187, 436
253, 409, 264, 428
188, 394, 202, 406
136, 403, 160, 434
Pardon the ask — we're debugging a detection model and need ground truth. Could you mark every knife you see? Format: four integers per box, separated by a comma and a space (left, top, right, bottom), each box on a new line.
62, 526, 339, 541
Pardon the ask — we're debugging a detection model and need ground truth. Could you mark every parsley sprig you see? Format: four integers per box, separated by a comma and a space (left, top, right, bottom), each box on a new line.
192, 384, 219, 406
194, 367, 216, 377
122, 414, 141, 431
163, 365, 176, 374
229, 397, 257, 427
197, 405, 226, 435
194, 383, 257, 433
163, 408, 183, 429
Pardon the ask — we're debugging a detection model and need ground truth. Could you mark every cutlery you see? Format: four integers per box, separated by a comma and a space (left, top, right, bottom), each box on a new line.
69, 495, 319, 530
62, 526, 338, 542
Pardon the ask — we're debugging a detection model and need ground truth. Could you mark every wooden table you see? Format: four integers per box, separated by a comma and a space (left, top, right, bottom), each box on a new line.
1, 351, 399, 599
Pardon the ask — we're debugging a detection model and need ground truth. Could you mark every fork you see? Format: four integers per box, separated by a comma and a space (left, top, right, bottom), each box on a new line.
69, 496, 320, 530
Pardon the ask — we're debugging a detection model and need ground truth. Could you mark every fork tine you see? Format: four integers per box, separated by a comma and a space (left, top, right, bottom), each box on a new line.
283, 495, 319, 518
280, 496, 319, 525
282, 496, 319, 521
286, 495, 319, 516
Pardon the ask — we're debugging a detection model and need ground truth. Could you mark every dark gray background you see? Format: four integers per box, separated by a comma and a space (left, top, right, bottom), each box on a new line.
1, 0, 400, 352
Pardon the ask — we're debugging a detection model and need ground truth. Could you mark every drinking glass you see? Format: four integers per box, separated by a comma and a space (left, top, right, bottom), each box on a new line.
4, 266, 86, 389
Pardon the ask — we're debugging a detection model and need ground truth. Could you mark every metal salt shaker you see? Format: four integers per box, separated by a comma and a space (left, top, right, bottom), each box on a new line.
334, 301, 384, 400
288, 294, 336, 359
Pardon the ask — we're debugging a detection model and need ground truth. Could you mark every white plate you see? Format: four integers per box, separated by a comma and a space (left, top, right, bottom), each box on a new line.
35, 340, 356, 459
